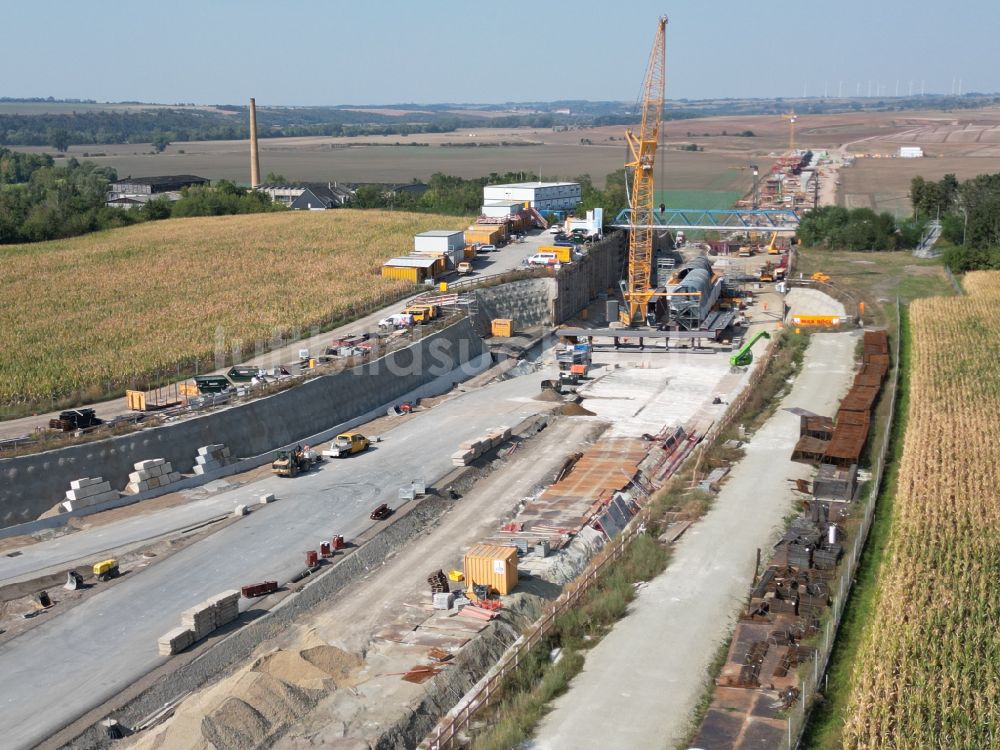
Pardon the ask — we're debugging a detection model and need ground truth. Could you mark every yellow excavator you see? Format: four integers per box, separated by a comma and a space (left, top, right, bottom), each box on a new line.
767, 231, 780, 255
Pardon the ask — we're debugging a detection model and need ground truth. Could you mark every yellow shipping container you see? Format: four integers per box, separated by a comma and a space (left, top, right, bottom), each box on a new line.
539, 245, 573, 262
381, 266, 422, 283
491, 318, 514, 337
465, 226, 500, 245
463, 544, 518, 595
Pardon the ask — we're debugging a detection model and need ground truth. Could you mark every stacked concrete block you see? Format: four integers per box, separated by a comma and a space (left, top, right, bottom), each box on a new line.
208, 590, 241, 627
157, 626, 195, 656
192, 444, 234, 476
62, 477, 119, 512
450, 427, 513, 467
124, 459, 182, 495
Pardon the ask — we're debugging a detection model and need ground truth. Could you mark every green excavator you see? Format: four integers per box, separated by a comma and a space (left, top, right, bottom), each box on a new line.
730, 330, 771, 367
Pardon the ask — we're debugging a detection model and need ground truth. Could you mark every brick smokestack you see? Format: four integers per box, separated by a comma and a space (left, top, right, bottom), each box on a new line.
249, 97, 261, 188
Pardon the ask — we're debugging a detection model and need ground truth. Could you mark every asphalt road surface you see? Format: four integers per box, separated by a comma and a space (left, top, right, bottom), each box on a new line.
0, 367, 557, 750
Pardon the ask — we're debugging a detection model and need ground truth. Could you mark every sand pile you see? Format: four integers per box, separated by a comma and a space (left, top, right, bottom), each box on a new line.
201, 672, 315, 750
129, 644, 364, 750
252, 650, 333, 692
300, 644, 363, 687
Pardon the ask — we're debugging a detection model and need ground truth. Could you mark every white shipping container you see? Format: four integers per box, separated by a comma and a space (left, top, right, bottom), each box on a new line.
414, 230, 465, 253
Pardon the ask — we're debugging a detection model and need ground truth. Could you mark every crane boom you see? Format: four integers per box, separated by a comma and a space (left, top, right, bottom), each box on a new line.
623, 15, 668, 326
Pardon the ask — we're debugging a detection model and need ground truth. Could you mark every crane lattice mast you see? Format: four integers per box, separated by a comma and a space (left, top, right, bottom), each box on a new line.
623, 15, 668, 326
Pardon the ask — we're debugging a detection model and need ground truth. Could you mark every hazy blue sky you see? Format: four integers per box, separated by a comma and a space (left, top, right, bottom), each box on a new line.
1, 0, 994, 105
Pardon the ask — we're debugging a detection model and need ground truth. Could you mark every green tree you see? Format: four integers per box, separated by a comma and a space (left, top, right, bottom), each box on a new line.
49, 128, 70, 153
151, 133, 170, 153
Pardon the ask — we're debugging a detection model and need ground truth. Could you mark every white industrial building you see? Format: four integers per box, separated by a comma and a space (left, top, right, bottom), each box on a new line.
482, 182, 581, 212
899, 146, 924, 158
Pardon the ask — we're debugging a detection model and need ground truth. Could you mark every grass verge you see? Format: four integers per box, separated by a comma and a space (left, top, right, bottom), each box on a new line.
800, 306, 911, 749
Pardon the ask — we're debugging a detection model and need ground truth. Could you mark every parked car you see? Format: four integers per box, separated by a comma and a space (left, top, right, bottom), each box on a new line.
527, 252, 559, 267
478, 244, 496, 254
548, 224, 563, 234
457, 261, 473, 275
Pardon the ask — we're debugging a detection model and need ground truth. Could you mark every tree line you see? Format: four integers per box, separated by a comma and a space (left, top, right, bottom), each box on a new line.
911, 172, 1000, 271
0, 147, 281, 244
796, 205, 923, 251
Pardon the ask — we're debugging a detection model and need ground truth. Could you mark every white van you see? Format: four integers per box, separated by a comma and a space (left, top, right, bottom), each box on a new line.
527, 252, 558, 266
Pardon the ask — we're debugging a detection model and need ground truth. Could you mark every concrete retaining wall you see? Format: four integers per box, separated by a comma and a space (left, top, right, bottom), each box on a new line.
551, 231, 626, 323
474, 278, 556, 332
0, 319, 487, 529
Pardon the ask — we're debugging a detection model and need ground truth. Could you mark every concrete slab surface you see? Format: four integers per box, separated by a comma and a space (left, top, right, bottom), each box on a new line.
528, 332, 858, 750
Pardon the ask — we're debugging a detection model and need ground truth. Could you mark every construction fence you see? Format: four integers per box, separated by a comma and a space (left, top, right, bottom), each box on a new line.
782, 302, 901, 749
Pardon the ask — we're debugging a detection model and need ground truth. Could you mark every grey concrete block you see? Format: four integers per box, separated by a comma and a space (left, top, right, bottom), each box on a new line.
69, 477, 100, 490
259, 493, 275, 504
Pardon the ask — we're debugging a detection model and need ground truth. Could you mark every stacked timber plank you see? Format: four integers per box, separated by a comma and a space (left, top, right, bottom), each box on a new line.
62, 477, 119, 512
451, 426, 512, 466
157, 626, 195, 656
162, 589, 242, 656
124, 458, 182, 495
193, 444, 235, 475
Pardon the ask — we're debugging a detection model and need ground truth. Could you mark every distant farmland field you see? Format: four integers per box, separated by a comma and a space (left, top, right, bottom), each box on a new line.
0, 210, 467, 415
22, 133, 764, 191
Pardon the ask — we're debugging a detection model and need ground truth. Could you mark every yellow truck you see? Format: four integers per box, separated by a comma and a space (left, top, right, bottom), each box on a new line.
402, 303, 440, 323
323, 432, 370, 458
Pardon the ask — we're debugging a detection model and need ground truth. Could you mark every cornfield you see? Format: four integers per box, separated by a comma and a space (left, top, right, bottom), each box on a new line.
840, 273, 1000, 749
0, 210, 467, 415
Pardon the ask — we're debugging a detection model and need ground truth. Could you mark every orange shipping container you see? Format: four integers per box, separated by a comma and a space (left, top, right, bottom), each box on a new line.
491, 318, 514, 337
463, 544, 518, 595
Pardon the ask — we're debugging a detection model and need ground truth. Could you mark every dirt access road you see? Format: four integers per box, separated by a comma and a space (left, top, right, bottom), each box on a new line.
528, 331, 859, 750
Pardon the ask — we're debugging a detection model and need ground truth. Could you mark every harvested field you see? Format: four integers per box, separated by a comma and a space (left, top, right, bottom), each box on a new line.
839, 272, 1000, 749
0, 210, 467, 413
841, 155, 1000, 216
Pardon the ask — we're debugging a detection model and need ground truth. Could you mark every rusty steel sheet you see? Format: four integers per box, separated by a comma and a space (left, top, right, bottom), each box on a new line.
823, 422, 869, 465
515, 437, 649, 533
791, 436, 829, 464
839, 384, 880, 414
374, 625, 417, 643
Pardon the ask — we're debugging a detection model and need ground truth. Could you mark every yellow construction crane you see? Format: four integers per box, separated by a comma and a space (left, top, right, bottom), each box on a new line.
783, 109, 797, 153
622, 15, 668, 327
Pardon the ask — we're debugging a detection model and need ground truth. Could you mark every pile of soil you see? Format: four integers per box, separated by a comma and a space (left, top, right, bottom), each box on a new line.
533, 389, 563, 402
558, 402, 596, 417
300, 644, 363, 687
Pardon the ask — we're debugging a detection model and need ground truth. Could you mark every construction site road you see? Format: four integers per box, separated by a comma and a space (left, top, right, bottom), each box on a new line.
529, 332, 858, 750
0, 366, 559, 750
0, 230, 555, 442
